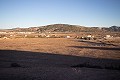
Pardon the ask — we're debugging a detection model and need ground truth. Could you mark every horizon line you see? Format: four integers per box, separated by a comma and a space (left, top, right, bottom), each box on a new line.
0, 23, 119, 29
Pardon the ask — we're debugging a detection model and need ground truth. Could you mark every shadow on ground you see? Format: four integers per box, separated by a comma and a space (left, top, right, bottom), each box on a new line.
69, 46, 120, 51
0, 50, 120, 80
78, 40, 117, 46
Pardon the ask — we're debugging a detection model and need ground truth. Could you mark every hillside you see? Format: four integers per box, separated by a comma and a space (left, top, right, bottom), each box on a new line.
12, 24, 102, 33
102, 26, 120, 32
2, 24, 101, 32
0, 24, 119, 32
37, 24, 102, 32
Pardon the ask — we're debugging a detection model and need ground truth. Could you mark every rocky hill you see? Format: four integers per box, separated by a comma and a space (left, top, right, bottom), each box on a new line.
23, 24, 103, 33
37, 24, 102, 32
0, 24, 120, 32
102, 26, 120, 32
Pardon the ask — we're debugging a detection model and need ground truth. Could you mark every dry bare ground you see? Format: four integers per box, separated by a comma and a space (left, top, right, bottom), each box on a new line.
0, 38, 120, 59
0, 38, 120, 80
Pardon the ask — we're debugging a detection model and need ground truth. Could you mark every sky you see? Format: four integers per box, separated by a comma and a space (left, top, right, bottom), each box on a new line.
0, 0, 120, 29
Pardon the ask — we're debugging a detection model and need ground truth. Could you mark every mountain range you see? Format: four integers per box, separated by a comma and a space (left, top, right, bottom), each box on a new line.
0, 24, 120, 32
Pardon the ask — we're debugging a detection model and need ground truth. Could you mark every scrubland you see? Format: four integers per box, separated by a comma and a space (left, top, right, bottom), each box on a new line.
0, 32, 120, 80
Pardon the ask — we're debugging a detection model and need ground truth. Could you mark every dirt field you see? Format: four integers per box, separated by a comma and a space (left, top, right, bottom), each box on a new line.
0, 38, 120, 59
0, 37, 120, 80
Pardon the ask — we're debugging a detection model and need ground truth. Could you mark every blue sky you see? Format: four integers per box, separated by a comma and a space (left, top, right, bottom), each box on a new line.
0, 0, 120, 29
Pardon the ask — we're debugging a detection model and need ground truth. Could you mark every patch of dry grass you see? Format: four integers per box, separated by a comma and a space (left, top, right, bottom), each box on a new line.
0, 37, 120, 59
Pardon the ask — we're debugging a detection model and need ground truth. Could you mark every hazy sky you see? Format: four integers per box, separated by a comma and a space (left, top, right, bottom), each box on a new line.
0, 0, 120, 29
